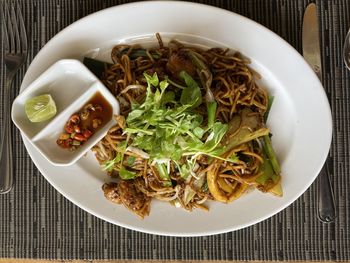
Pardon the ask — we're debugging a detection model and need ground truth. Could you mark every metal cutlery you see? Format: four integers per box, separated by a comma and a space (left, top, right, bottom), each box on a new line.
343, 29, 350, 70
0, 2, 28, 193
302, 3, 336, 223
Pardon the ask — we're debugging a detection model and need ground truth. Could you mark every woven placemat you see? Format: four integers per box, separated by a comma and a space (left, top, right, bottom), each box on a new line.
0, 0, 349, 260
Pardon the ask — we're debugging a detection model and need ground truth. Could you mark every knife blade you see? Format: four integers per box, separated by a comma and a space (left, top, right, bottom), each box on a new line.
302, 3, 336, 223
302, 3, 323, 80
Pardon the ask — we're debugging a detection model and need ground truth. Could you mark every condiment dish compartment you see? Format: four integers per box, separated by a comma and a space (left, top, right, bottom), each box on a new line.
11, 59, 120, 166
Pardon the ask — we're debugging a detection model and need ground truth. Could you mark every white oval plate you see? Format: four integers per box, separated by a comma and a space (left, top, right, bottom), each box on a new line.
19, 1, 332, 236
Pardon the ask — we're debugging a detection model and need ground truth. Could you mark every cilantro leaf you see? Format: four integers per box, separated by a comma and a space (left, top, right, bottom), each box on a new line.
116, 141, 127, 152
178, 163, 190, 179
188, 122, 228, 153
179, 71, 202, 108
193, 127, 205, 139
161, 91, 175, 106
123, 71, 231, 173
144, 72, 159, 87
102, 152, 122, 171
159, 79, 169, 91
127, 109, 144, 122
126, 156, 136, 166
119, 167, 137, 180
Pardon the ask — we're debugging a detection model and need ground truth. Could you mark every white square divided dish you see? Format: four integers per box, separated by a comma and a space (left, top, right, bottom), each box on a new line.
11, 59, 120, 166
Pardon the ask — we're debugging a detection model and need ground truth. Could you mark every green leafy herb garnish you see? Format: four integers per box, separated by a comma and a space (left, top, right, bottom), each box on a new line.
126, 72, 237, 162
102, 141, 128, 171
104, 71, 238, 180
126, 156, 136, 166
179, 71, 202, 108
103, 153, 122, 171
119, 167, 137, 180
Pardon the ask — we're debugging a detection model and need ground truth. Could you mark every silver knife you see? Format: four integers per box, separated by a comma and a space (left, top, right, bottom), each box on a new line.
302, 3, 336, 223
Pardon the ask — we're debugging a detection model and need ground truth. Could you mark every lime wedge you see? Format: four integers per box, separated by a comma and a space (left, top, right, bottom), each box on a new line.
25, 94, 57, 122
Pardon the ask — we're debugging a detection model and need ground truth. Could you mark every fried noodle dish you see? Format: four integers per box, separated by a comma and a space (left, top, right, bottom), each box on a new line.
87, 33, 282, 218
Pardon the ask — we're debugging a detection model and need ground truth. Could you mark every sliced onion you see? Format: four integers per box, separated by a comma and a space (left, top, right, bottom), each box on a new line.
120, 84, 145, 94
173, 200, 182, 208
167, 160, 171, 174
190, 170, 199, 180
192, 163, 200, 173
185, 173, 192, 184
126, 146, 150, 159
183, 185, 196, 205
192, 172, 206, 189
206, 132, 214, 142
155, 186, 179, 202
151, 158, 171, 166
196, 196, 208, 204
156, 192, 178, 202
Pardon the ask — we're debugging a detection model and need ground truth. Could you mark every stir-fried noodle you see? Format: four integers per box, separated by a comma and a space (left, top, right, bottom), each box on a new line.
91, 33, 282, 218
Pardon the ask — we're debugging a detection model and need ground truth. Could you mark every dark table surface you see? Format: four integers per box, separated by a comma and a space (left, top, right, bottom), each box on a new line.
0, 0, 349, 261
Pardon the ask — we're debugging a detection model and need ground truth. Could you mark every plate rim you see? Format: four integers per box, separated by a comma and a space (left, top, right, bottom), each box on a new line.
19, 1, 332, 236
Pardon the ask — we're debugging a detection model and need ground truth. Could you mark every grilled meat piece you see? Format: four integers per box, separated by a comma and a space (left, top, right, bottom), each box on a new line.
166, 50, 196, 78
102, 180, 151, 218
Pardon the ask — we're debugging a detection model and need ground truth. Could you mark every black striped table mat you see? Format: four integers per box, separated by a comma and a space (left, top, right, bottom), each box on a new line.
0, 0, 349, 260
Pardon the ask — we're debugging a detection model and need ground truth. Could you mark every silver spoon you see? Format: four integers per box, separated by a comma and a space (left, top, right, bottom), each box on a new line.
343, 29, 350, 70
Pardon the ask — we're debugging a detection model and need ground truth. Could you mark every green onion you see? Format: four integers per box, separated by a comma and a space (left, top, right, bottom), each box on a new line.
262, 135, 281, 174
155, 163, 172, 186
207, 101, 217, 129
83, 57, 111, 78
264, 95, 274, 122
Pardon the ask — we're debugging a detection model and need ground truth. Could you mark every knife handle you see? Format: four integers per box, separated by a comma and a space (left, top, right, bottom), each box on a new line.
317, 161, 336, 223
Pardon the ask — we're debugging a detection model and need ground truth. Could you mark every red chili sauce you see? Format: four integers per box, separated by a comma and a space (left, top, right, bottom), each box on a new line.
57, 92, 112, 150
